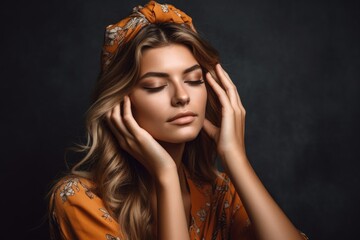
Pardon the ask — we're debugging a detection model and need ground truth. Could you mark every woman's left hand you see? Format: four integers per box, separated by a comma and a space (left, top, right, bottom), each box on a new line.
202, 63, 247, 159
203, 64, 308, 240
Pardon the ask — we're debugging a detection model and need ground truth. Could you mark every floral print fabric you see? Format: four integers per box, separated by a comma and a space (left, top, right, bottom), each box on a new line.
51, 177, 122, 239
101, 0, 195, 70
50, 170, 308, 239
183, 168, 255, 240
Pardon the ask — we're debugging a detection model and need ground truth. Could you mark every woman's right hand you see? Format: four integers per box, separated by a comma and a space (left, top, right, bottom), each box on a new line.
106, 96, 190, 240
105, 95, 176, 178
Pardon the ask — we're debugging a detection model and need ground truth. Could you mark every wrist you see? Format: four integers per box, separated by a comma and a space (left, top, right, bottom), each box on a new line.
153, 164, 179, 187
220, 145, 247, 161
220, 148, 249, 170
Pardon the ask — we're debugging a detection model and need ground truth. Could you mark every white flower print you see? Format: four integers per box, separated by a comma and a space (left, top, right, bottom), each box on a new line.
224, 200, 230, 209
197, 208, 207, 222
132, 5, 143, 12
58, 177, 94, 202
105, 26, 123, 46
99, 208, 113, 222
189, 216, 201, 235
128, 16, 148, 29
59, 178, 80, 202
105, 233, 121, 240
160, 4, 169, 13
174, 10, 181, 17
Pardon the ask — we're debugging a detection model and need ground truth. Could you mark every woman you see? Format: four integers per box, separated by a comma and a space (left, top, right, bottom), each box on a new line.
48, 1, 309, 240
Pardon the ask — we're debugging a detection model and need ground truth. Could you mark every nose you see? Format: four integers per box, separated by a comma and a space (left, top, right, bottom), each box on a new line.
171, 82, 190, 106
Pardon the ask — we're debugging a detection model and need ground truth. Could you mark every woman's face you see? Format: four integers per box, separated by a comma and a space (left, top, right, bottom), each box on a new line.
129, 43, 207, 143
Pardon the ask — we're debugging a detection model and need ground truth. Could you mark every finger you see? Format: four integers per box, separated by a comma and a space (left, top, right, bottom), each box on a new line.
218, 64, 246, 129
110, 103, 133, 139
217, 64, 246, 138
203, 118, 219, 140
219, 64, 246, 113
105, 108, 128, 148
205, 72, 233, 113
122, 95, 143, 137
216, 64, 243, 124
216, 64, 242, 111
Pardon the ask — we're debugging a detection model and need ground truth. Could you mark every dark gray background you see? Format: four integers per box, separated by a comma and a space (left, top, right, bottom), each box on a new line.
1, 0, 359, 239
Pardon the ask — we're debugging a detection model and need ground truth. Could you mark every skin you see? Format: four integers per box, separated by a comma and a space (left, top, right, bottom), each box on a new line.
130, 43, 207, 154
106, 44, 305, 240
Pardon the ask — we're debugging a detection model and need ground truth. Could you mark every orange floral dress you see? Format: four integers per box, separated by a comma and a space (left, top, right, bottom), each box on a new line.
50, 169, 309, 240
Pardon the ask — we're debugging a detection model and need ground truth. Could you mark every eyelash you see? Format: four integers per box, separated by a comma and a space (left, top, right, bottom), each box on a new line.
186, 79, 205, 85
143, 80, 204, 92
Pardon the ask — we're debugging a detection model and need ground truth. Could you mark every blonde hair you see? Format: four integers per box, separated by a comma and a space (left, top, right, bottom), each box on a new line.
49, 22, 223, 240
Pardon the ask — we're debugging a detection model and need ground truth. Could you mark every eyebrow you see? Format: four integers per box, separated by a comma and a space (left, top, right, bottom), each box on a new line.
139, 64, 202, 81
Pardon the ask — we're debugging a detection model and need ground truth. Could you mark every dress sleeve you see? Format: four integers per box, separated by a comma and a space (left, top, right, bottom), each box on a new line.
50, 177, 123, 240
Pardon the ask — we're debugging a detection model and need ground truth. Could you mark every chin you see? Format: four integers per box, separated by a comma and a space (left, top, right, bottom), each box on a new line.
155, 128, 201, 144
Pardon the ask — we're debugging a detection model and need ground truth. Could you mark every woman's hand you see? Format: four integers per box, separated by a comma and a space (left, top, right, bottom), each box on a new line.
105, 95, 176, 178
203, 64, 308, 240
106, 96, 190, 240
202, 63, 247, 159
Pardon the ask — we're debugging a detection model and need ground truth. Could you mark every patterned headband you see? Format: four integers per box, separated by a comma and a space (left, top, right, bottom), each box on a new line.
101, 1, 196, 71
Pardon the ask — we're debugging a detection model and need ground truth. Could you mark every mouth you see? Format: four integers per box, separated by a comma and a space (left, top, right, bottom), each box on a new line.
167, 111, 198, 124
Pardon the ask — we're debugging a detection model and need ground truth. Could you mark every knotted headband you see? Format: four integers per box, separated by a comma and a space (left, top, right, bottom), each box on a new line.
101, 1, 196, 71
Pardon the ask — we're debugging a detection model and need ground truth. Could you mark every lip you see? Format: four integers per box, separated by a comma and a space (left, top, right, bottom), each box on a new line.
167, 111, 198, 123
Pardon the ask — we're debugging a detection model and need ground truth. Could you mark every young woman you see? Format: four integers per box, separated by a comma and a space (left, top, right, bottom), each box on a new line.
48, 1, 309, 239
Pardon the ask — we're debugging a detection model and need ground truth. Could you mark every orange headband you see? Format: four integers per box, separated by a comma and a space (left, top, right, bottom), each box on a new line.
101, 1, 196, 71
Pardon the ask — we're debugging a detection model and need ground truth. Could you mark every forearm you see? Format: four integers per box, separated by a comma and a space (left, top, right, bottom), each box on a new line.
222, 150, 304, 240
155, 166, 190, 240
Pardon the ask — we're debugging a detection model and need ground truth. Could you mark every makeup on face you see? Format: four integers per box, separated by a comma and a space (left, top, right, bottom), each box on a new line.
129, 44, 207, 144
138, 64, 204, 92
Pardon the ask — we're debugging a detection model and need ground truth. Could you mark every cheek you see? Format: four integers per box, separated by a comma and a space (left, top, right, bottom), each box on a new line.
192, 86, 208, 111
202, 88, 208, 107
132, 101, 153, 121
130, 95, 166, 124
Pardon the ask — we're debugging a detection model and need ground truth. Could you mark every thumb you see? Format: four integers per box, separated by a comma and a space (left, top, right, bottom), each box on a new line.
203, 118, 219, 140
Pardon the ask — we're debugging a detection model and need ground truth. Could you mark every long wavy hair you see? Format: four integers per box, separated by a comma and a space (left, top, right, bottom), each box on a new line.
49, 22, 223, 240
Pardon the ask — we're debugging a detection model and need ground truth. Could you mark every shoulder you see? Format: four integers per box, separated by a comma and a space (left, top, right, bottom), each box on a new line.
49, 175, 122, 239
51, 175, 97, 205
49, 175, 102, 224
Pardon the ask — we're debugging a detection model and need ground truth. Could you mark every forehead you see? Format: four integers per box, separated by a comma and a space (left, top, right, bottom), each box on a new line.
139, 44, 199, 74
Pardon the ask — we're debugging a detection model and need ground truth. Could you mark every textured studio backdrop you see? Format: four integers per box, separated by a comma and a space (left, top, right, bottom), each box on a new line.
1, 0, 359, 239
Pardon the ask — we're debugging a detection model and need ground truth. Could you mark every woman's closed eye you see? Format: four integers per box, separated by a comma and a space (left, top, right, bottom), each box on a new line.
185, 79, 205, 85
143, 85, 167, 92
142, 80, 204, 92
